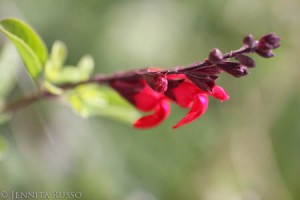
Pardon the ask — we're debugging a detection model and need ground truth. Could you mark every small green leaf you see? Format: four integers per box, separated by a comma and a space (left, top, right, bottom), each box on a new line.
78, 55, 94, 75
67, 85, 141, 124
43, 81, 64, 95
0, 18, 48, 79
50, 40, 67, 69
58, 65, 91, 83
45, 42, 95, 85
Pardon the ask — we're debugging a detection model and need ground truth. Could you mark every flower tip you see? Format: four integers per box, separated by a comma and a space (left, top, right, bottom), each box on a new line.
212, 86, 230, 101
133, 121, 152, 129
172, 124, 180, 129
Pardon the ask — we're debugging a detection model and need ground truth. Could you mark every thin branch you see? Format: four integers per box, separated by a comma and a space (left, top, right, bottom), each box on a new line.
1, 32, 280, 114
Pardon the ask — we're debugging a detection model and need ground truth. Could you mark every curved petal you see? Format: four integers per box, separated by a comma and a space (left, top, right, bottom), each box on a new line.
211, 86, 230, 101
173, 82, 202, 108
173, 94, 208, 129
134, 86, 160, 111
134, 100, 170, 129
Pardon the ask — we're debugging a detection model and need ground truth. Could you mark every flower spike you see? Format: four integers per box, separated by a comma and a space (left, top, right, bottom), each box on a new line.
106, 33, 281, 129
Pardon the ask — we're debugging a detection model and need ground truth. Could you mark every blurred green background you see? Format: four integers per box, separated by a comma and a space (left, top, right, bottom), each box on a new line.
0, 0, 299, 199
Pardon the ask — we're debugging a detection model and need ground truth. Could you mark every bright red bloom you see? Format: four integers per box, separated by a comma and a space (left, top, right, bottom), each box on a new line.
133, 99, 170, 129
165, 75, 229, 129
133, 85, 170, 129
173, 94, 208, 129
110, 73, 229, 129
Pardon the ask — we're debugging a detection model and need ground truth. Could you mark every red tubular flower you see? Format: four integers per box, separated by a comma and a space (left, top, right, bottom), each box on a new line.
134, 85, 160, 111
172, 81, 200, 108
173, 94, 208, 129
133, 85, 171, 129
133, 99, 170, 129
111, 74, 229, 129
111, 79, 170, 128
165, 75, 229, 129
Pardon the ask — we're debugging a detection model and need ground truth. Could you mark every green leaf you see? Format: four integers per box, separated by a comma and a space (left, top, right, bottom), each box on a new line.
43, 81, 64, 95
0, 18, 48, 79
78, 55, 94, 75
45, 41, 94, 85
52, 65, 91, 83
50, 40, 67, 69
67, 84, 141, 124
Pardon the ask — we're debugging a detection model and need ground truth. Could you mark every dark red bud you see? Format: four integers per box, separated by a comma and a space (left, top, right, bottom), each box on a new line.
218, 62, 249, 78
235, 54, 256, 68
257, 33, 280, 52
260, 33, 280, 49
185, 71, 218, 92
209, 48, 223, 63
145, 73, 168, 93
255, 49, 274, 58
191, 65, 222, 75
110, 79, 145, 104
243, 35, 256, 48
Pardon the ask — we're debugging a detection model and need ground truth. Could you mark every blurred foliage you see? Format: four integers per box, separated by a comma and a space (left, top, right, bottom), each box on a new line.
0, 0, 299, 200
0, 42, 20, 124
45, 41, 94, 84
67, 84, 140, 123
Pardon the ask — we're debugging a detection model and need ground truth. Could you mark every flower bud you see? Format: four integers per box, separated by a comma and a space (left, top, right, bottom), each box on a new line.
235, 54, 255, 68
243, 34, 256, 48
259, 33, 280, 50
259, 33, 280, 49
145, 73, 168, 93
185, 71, 217, 92
255, 49, 274, 58
209, 48, 223, 63
217, 62, 248, 78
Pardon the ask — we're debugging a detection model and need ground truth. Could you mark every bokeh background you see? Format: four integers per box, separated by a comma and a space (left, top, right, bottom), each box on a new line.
0, 0, 299, 199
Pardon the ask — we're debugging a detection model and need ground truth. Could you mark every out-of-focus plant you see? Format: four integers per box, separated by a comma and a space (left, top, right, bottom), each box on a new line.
0, 18, 280, 129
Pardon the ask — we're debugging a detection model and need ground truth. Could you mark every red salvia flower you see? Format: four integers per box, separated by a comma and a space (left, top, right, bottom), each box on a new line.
108, 33, 280, 130
166, 75, 229, 129
133, 84, 171, 129
114, 74, 229, 129
172, 94, 209, 129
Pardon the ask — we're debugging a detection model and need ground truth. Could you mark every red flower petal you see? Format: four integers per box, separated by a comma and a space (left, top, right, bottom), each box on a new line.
211, 86, 230, 101
172, 82, 202, 108
134, 86, 160, 111
134, 100, 170, 129
173, 94, 208, 129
